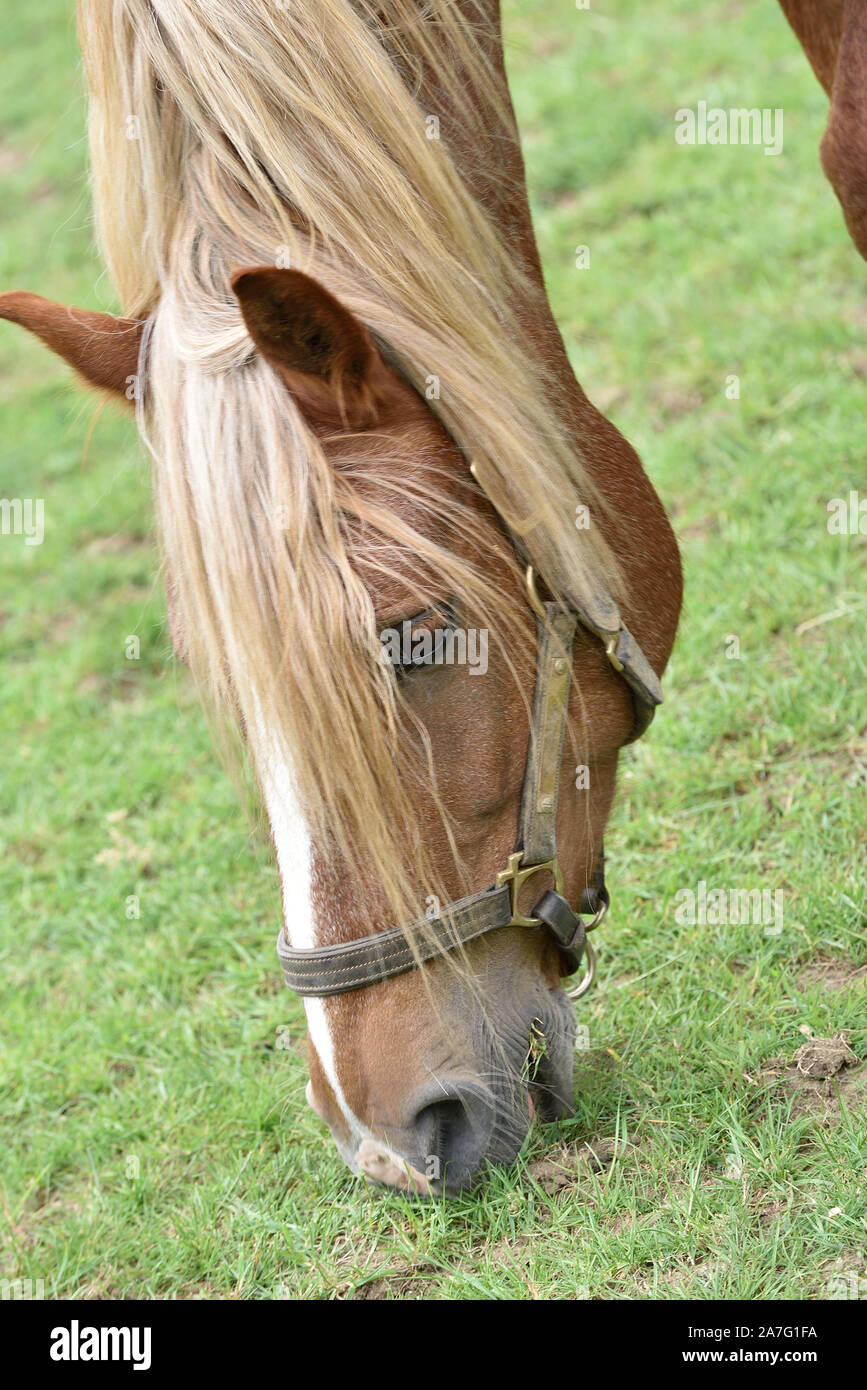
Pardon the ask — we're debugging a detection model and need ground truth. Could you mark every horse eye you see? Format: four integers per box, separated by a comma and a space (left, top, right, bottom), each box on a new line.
380, 600, 459, 677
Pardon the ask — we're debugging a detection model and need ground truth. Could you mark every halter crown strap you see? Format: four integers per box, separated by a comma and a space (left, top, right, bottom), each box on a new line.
519, 606, 577, 866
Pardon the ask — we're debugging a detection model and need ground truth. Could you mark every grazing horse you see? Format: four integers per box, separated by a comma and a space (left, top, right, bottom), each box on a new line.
4, 1, 858, 1194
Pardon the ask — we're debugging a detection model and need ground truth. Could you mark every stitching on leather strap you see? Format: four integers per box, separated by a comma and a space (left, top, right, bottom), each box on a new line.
277, 888, 513, 992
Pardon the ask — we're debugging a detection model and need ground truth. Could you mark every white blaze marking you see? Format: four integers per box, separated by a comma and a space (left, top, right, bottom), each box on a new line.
262, 751, 314, 947
260, 737, 416, 1185
260, 749, 359, 1132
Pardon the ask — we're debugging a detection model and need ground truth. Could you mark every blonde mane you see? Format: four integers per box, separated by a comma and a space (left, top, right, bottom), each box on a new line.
77, 0, 624, 924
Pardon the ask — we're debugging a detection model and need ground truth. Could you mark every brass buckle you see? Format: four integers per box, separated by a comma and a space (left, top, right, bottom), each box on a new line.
524, 565, 547, 622
604, 632, 624, 674
496, 852, 564, 928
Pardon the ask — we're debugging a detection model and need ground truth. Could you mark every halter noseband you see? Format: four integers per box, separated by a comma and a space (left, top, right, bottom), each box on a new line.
276, 466, 663, 999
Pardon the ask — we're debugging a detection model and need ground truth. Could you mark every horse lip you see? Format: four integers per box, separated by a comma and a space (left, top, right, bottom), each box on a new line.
354, 1138, 432, 1195
528, 1072, 574, 1122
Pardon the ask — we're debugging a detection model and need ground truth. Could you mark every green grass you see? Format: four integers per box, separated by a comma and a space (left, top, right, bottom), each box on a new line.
1, 0, 865, 1300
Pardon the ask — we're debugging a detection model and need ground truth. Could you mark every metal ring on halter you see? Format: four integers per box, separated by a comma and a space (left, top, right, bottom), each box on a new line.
565, 890, 608, 999
582, 887, 609, 934
567, 938, 597, 1000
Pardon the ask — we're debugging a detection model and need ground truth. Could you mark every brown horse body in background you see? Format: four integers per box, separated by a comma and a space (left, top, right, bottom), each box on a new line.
780, 1, 867, 260
0, 2, 862, 1193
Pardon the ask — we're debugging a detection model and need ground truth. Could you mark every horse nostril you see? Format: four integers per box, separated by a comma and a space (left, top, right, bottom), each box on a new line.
406, 1082, 497, 1191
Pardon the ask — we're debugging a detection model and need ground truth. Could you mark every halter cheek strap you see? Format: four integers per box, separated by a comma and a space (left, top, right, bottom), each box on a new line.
276, 582, 661, 999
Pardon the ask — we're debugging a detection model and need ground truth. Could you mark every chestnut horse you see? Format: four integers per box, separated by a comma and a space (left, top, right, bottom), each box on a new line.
0, 2, 861, 1194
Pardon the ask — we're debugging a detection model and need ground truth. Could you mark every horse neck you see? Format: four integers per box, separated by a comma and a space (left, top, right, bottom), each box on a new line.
400, 1, 682, 671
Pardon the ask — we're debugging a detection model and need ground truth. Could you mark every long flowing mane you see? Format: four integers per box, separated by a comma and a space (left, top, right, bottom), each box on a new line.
77, 0, 624, 921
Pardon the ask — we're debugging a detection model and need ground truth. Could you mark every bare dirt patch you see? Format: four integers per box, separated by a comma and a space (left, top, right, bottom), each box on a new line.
632, 1257, 719, 1296
77, 671, 145, 702
650, 387, 704, 426
93, 814, 155, 872
0, 141, 26, 173
794, 956, 867, 993
349, 1258, 437, 1301
527, 1135, 628, 1195
819, 1250, 866, 1300
794, 1034, 857, 1078
756, 1033, 866, 1120
83, 533, 148, 558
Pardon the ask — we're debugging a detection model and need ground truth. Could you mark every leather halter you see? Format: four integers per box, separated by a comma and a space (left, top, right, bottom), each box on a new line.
277, 465, 663, 999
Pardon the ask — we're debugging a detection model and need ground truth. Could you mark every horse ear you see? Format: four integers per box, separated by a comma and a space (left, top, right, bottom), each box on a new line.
0, 291, 144, 402
231, 267, 386, 430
